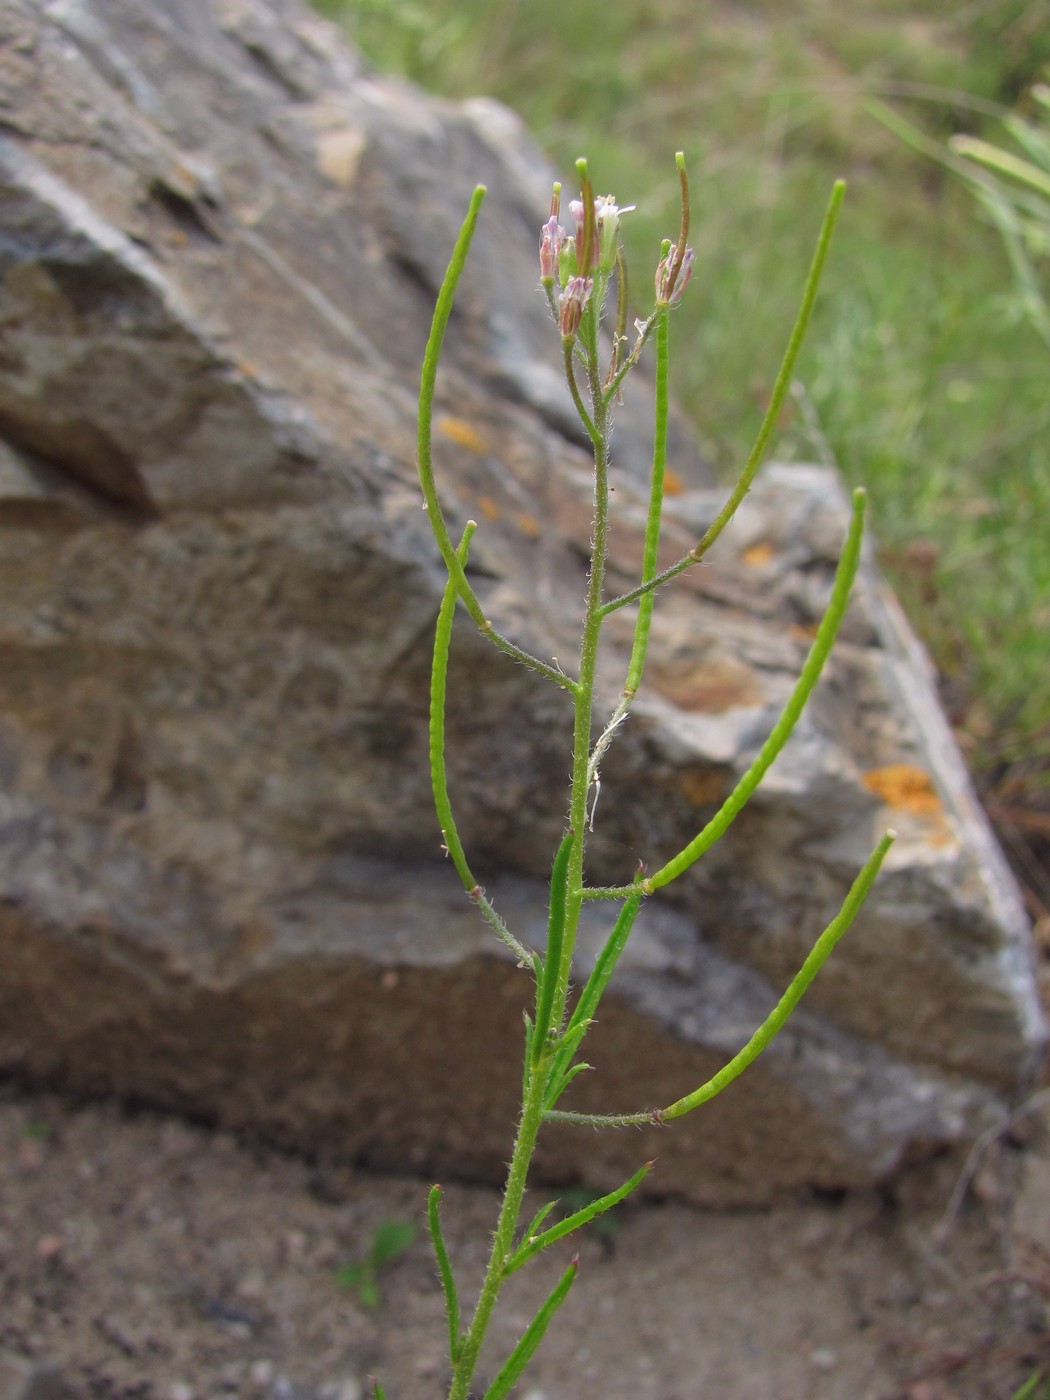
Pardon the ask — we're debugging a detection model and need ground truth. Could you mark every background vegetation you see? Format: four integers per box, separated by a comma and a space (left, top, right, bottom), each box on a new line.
312, 0, 1050, 914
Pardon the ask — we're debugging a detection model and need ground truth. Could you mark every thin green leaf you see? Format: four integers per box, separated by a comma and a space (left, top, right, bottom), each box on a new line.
429, 525, 534, 963
515, 1199, 559, 1257
623, 307, 670, 696
544, 895, 642, 1108
532, 830, 574, 1064
480, 1258, 578, 1400
543, 1059, 591, 1110
417, 187, 490, 631
566, 895, 642, 1039
428, 1185, 461, 1366
644, 487, 866, 894
429, 522, 479, 897
546, 831, 895, 1130
418, 186, 577, 692
522, 1012, 535, 1100
503, 1163, 652, 1276
600, 179, 846, 618
661, 831, 896, 1119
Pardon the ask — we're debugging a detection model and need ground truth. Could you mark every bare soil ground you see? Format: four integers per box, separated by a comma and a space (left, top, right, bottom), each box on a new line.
1, 1087, 1048, 1400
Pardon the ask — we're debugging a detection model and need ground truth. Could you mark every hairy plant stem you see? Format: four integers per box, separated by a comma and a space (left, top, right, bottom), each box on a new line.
561, 382, 610, 1005
447, 1050, 552, 1400
448, 347, 612, 1400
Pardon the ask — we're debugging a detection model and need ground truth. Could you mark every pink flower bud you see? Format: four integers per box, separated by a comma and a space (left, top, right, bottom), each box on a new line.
558, 275, 593, 340
539, 214, 566, 283
655, 246, 695, 305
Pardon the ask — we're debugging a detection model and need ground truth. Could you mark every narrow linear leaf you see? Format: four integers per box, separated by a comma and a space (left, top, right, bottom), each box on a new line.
480, 1258, 578, 1400
661, 831, 896, 1119
418, 187, 578, 691
544, 895, 642, 1108
522, 1012, 535, 1100
429, 544, 538, 964
515, 1199, 559, 1258
543, 1019, 592, 1112
532, 830, 574, 1064
429, 522, 478, 897
543, 1060, 592, 1111
417, 187, 489, 630
600, 179, 846, 618
623, 308, 670, 697
644, 487, 866, 893
369, 1380, 386, 1400
428, 1185, 461, 1366
566, 895, 642, 1038
503, 1163, 652, 1276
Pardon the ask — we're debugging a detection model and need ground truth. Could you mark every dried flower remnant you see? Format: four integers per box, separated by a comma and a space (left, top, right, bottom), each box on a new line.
539, 214, 566, 283
655, 245, 695, 305
539, 184, 566, 285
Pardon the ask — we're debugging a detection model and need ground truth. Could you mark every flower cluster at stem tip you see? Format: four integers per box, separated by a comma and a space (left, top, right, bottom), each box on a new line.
539, 164, 695, 347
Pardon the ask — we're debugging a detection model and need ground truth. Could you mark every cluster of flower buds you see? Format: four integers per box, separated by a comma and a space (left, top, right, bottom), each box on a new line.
539, 157, 695, 345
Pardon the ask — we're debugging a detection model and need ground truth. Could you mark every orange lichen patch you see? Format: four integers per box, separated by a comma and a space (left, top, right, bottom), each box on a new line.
862, 764, 942, 815
515, 511, 540, 538
476, 495, 500, 522
663, 466, 685, 496
650, 653, 763, 713
436, 415, 489, 453
680, 767, 727, 806
742, 541, 774, 567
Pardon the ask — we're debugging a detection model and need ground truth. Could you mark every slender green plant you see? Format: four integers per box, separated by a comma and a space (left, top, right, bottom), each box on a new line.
387, 153, 895, 1400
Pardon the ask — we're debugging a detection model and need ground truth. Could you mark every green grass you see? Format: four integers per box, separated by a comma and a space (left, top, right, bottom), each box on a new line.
313, 0, 1050, 775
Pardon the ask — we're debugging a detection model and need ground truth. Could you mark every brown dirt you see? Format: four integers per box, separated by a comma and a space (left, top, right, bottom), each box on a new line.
1, 1087, 1048, 1400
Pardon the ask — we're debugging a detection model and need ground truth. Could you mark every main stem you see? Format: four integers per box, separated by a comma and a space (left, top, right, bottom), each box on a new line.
447, 1052, 551, 1400
447, 355, 612, 1400
560, 386, 610, 1003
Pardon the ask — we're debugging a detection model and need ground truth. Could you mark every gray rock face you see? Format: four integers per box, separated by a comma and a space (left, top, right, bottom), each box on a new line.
0, 0, 1043, 1204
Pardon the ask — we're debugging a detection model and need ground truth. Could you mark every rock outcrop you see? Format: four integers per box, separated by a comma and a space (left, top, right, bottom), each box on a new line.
0, 0, 1043, 1203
